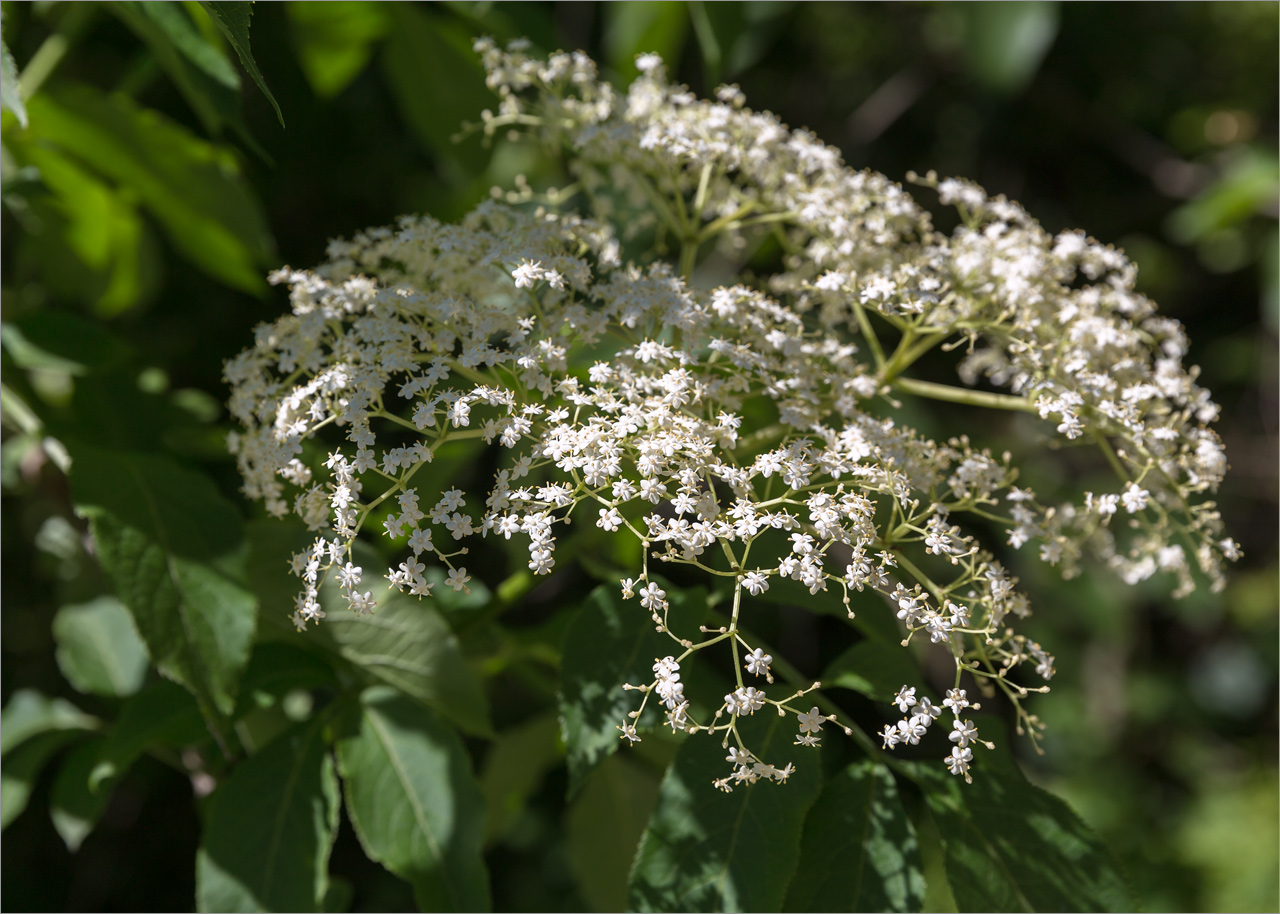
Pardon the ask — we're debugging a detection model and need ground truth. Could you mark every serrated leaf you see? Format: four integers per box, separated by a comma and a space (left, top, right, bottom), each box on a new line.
197, 718, 339, 913
901, 733, 1134, 913
0, 689, 98, 756
197, 1, 284, 127
53, 595, 150, 697
785, 759, 926, 912
1, 729, 83, 830
50, 736, 111, 852
559, 580, 706, 797
89, 680, 208, 792
628, 713, 822, 912
1, 28, 26, 128
69, 442, 255, 720
25, 84, 272, 293
822, 639, 923, 703
335, 687, 490, 912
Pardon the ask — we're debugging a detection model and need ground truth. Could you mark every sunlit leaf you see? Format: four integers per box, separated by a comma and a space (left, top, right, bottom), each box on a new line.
1, 21, 26, 128
335, 687, 491, 911
53, 595, 150, 697
0, 689, 98, 757
69, 442, 255, 721
785, 759, 926, 912
628, 713, 822, 911
25, 84, 272, 293
559, 579, 706, 797
197, 718, 339, 912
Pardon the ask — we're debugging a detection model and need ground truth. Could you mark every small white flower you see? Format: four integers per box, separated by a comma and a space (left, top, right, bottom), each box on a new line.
1121, 482, 1149, 513
949, 719, 978, 748
892, 685, 918, 714
946, 745, 973, 780
444, 567, 470, 592
744, 648, 772, 677
796, 707, 823, 735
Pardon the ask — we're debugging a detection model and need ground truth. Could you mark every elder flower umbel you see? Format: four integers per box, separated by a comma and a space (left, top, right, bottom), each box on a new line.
226, 41, 1237, 787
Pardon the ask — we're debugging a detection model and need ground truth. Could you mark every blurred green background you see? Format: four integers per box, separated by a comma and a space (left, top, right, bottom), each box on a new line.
2, 2, 1276, 911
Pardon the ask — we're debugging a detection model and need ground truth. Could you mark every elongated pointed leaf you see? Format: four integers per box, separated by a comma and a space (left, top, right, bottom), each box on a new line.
197, 718, 339, 913
628, 714, 821, 912
900, 729, 1134, 913
335, 688, 490, 912
1, 28, 26, 127
785, 759, 926, 912
0, 689, 98, 756
26, 84, 272, 293
69, 442, 255, 720
1, 730, 83, 829
53, 595, 149, 697
50, 736, 111, 852
197, 1, 284, 126
560, 580, 707, 797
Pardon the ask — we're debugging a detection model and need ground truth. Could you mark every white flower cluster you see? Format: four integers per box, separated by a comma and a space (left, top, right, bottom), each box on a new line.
882, 686, 994, 784
225, 41, 1237, 786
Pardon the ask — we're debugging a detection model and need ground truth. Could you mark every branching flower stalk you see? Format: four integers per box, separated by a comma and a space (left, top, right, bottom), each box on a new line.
225, 41, 1238, 788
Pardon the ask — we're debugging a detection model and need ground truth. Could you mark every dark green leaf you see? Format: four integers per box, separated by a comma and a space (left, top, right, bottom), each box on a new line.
785, 759, 926, 912
286, 2, 390, 98
822, 639, 923, 703
69, 442, 255, 720
566, 752, 663, 911
559, 580, 705, 797
335, 687, 491, 912
196, 718, 339, 913
237, 642, 340, 712
1, 729, 83, 830
110, 0, 241, 136
247, 521, 492, 738
53, 595, 149, 697
480, 713, 562, 843
89, 680, 208, 792
2, 310, 133, 376
958, 2, 1060, 94
25, 84, 272, 293
628, 714, 822, 912
901, 729, 1134, 912
0, 689, 98, 756
197, 1, 284, 127
50, 736, 111, 852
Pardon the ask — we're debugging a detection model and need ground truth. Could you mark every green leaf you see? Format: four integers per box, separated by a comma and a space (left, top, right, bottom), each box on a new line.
89, 680, 208, 792
628, 714, 822, 912
566, 752, 663, 912
69, 442, 256, 720
247, 521, 492, 738
559, 580, 706, 797
784, 759, 926, 912
822, 639, 923, 703
0, 689, 98, 756
197, 718, 339, 913
1, 27, 26, 128
50, 736, 111, 852
335, 687, 491, 912
197, 1, 284, 127
110, 0, 242, 136
480, 713, 563, 843
902, 734, 1134, 912
53, 595, 150, 697
286, 2, 390, 98
25, 84, 272, 293
1, 729, 84, 830
604, 1, 690, 85
237, 642, 340, 711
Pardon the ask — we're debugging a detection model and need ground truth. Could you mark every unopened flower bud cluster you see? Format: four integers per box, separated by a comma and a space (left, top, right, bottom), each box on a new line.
226, 41, 1236, 787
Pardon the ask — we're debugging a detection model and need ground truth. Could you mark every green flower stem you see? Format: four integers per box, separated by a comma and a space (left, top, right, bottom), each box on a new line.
892, 376, 1037, 412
